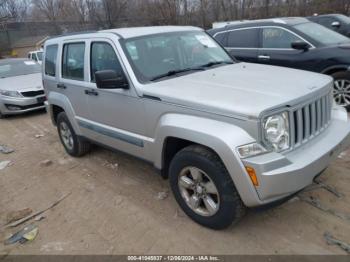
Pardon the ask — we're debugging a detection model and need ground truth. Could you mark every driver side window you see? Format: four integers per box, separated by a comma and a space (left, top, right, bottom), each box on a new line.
262, 28, 302, 49
90, 42, 123, 83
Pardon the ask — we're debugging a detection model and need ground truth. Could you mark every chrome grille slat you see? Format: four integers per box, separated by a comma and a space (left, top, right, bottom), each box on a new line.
296, 109, 303, 145
303, 106, 310, 140
310, 102, 316, 135
316, 99, 321, 132
290, 92, 332, 149
321, 96, 326, 128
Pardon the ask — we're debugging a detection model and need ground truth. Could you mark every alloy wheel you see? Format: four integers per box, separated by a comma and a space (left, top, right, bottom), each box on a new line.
333, 79, 350, 107
178, 167, 220, 217
59, 122, 74, 151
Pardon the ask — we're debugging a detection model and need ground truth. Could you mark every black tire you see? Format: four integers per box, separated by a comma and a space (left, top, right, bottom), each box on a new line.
0, 111, 4, 119
332, 71, 350, 112
169, 145, 246, 230
56, 112, 91, 157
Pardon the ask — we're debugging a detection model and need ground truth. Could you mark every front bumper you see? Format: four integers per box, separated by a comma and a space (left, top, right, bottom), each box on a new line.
0, 95, 46, 115
242, 107, 350, 206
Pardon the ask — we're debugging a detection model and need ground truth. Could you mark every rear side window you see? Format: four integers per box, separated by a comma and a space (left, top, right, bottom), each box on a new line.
45, 45, 58, 77
62, 42, 85, 81
227, 28, 259, 48
262, 28, 301, 49
90, 42, 123, 82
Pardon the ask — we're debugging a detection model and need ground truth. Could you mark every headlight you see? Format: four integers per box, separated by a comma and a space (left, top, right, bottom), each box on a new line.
263, 111, 290, 151
237, 143, 268, 158
0, 90, 22, 98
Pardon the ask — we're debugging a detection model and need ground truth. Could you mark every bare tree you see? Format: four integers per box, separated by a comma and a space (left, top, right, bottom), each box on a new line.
31, 0, 67, 33
0, 0, 29, 22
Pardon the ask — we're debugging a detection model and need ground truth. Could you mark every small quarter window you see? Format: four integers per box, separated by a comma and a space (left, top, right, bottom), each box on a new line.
213, 33, 226, 45
62, 42, 85, 81
45, 45, 58, 77
90, 42, 123, 82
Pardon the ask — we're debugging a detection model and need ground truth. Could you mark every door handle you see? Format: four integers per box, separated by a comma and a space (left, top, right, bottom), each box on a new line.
57, 83, 66, 89
85, 89, 99, 96
258, 55, 270, 60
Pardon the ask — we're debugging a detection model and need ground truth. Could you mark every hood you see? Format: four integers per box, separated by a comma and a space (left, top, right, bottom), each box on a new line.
0, 73, 43, 92
141, 63, 333, 118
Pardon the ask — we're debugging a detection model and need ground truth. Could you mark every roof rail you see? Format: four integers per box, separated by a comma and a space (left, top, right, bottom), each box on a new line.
47, 30, 98, 40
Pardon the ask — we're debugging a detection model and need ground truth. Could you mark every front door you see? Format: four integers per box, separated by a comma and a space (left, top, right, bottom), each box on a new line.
82, 39, 146, 158
257, 27, 315, 72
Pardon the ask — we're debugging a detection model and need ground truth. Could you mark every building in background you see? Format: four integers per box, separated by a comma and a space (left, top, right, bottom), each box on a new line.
9, 35, 47, 57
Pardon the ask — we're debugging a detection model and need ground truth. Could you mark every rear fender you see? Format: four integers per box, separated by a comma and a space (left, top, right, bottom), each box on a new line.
47, 92, 82, 135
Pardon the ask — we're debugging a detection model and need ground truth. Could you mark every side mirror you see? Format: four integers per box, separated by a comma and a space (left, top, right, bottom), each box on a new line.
291, 41, 310, 51
95, 70, 129, 89
331, 21, 340, 28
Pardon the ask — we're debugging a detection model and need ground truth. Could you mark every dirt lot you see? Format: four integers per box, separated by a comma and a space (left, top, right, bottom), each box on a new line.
0, 111, 350, 255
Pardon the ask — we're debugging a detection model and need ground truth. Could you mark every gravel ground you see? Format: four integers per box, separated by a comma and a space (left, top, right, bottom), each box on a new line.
0, 111, 350, 255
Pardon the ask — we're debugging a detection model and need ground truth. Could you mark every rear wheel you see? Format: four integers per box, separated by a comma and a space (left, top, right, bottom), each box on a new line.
57, 112, 91, 157
332, 71, 350, 111
169, 145, 246, 230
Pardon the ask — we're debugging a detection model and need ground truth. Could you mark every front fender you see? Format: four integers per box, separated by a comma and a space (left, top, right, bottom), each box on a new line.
47, 92, 82, 135
153, 114, 260, 206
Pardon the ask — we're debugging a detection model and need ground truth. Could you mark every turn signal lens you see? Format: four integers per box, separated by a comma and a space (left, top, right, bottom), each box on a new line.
245, 166, 259, 187
237, 143, 268, 158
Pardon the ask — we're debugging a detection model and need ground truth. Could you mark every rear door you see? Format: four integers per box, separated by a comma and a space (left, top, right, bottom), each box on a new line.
218, 28, 260, 63
43, 45, 59, 99
257, 26, 315, 71
58, 41, 92, 137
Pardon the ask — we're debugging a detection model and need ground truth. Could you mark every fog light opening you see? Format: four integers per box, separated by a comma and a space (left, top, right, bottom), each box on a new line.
7, 105, 21, 111
245, 166, 259, 187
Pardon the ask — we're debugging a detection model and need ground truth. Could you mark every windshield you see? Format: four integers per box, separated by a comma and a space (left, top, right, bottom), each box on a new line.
36, 52, 43, 61
0, 60, 41, 78
122, 31, 233, 83
294, 22, 349, 46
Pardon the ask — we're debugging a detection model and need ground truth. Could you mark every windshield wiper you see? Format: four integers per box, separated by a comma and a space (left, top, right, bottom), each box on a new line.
200, 61, 234, 68
150, 67, 205, 81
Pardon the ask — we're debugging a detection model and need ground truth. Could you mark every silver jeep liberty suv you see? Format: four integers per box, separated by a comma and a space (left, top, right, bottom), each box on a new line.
43, 26, 350, 229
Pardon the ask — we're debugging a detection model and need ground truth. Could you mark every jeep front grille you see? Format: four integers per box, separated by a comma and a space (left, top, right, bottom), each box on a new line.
291, 92, 332, 148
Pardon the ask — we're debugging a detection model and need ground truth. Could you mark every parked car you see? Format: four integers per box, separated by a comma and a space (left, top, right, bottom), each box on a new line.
0, 59, 46, 118
208, 18, 350, 110
43, 26, 350, 229
308, 14, 350, 37
28, 50, 43, 65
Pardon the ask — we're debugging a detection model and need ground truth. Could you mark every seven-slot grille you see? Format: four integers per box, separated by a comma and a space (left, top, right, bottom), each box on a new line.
21, 90, 45, 97
291, 92, 332, 148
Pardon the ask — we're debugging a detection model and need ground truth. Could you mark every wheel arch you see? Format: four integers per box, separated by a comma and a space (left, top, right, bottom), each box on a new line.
47, 92, 82, 135
153, 114, 260, 206
321, 65, 350, 76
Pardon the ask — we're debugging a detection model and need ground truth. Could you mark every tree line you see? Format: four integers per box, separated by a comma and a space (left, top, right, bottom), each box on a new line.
1, 0, 350, 31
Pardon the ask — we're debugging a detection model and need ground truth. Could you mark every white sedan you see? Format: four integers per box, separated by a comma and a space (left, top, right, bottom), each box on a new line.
0, 59, 46, 118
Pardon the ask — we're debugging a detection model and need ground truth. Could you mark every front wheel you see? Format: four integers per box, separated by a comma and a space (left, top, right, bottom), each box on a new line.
332, 71, 350, 112
169, 145, 246, 230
